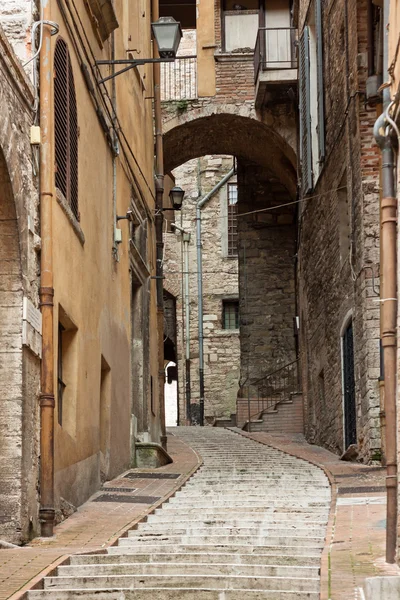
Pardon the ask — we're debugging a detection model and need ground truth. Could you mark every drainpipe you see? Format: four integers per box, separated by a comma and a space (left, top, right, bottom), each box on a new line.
373, 0, 397, 564
196, 168, 235, 426
39, 11, 55, 536
152, 0, 167, 450
172, 224, 191, 422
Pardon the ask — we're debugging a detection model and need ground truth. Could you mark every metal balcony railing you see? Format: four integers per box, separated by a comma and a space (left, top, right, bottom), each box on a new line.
160, 55, 198, 101
254, 27, 298, 83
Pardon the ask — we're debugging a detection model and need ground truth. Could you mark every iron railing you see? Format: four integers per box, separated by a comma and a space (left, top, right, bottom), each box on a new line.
239, 358, 301, 431
254, 27, 298, 83
161, 55, 198, 101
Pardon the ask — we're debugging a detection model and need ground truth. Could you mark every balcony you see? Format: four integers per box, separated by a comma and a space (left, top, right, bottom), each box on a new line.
160, 56, 198, 101
254, 27, 298, 108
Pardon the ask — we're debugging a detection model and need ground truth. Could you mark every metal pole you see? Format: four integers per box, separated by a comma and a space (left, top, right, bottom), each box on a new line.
183, 233, 192, 423
152, 0, 167, 450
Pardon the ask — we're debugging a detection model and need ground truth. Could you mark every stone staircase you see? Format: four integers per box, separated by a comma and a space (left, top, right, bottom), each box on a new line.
241, 393, 304, 434
28, 427, 331, 599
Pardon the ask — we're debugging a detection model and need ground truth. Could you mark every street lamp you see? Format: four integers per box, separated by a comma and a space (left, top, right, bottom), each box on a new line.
96, 17, 183, 84
169, 186, 185, 210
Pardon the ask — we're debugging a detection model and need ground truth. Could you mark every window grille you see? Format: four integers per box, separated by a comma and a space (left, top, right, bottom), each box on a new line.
223, 300, 239, 330
54, 38, 79, 220
227, 183, 238, 256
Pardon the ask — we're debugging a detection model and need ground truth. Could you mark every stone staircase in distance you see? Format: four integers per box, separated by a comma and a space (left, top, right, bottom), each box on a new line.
236, 360, 304, 434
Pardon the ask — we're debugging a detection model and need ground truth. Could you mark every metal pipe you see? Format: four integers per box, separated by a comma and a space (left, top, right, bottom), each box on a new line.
183, 232, 191, 423
39, 8, 55, 537
196, 168, 235, 426
171, 222, 192, 422
152, 0, 167, 450
373, 0, 398, 562
367, 0, 374, 77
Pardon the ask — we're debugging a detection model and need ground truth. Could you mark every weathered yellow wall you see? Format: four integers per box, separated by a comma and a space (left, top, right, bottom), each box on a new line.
389, 0, 400, 98
50, 0, 161, 509
197, 0, 217, 96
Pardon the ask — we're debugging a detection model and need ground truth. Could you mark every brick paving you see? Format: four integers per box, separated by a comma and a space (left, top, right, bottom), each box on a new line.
0, 434, 200, 600
231, 428, 400, 599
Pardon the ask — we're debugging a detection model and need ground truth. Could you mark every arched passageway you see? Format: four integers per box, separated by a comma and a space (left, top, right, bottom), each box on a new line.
163, 112, 298, 423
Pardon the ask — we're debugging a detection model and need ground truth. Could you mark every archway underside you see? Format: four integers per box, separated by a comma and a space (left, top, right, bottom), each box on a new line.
163, 113, 297, 198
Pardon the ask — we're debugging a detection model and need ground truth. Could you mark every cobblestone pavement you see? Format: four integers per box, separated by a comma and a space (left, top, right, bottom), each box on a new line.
0, 435, 200, 600
231, 428, 400, 599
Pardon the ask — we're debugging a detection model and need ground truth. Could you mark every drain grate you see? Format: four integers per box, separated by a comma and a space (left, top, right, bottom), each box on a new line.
124, 473, 181, 480
101, 487, 136, 493
338, 485, 386, 495
93, 494, 161, 503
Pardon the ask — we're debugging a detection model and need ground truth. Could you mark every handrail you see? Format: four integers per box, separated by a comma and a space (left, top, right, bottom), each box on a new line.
239, 358, 301, 431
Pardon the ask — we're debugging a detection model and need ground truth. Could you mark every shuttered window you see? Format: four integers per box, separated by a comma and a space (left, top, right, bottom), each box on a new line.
54, 39, 79, 220
315, 0, 325, 163
299, 27, 312, 195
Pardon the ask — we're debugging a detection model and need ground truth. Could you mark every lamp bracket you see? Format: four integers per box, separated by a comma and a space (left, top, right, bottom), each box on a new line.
95, 58, 174, 84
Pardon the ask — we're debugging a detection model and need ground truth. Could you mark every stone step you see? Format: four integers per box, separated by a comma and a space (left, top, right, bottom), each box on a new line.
146, 515, 328, 525
58, 562, 319, 578
28, 587, 320, 599
108, 543, 324, 556
118, 534, 324, 548
107, 544, 323, 557
70, 552, 321, 567
155, 507, 329, 516
134, 525, 327, 536
43, 574, 320, 592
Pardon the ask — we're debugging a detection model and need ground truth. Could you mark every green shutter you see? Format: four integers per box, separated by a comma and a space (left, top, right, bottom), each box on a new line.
299, 27, 313, 195
315, 0, 325, 163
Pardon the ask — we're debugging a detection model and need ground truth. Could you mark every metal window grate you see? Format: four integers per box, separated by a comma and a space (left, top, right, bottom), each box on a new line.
227, 183, 238, 256
54, 38, 79, 220
223, 300, 239, 330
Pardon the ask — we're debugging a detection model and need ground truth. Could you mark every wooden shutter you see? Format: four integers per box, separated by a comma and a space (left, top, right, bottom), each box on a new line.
315, 0, 325, 163
54, 39, 79, 220
299, 27, 313, 195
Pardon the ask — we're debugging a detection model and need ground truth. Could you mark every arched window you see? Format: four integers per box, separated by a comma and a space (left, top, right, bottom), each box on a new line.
54, 38, 79, 220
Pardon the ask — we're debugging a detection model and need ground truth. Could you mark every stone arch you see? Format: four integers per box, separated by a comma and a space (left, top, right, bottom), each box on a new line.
162, 101, 297, 196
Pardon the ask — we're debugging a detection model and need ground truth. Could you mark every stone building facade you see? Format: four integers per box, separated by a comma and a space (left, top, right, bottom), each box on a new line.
0, 0, 166, 542
297, 0, 382, 460
164, 155, 240, 424
0, 23, 41, 543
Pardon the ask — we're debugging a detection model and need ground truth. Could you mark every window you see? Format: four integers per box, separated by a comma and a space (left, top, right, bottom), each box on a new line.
223, 300, 239, 329
227, 183, 238, 256
299, 0, 325, 194
54, 38, 79, 220
222, 0, 259, 53
57, 323, 66, 426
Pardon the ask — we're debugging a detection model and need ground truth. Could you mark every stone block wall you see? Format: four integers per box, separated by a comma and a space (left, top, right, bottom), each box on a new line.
0, 23, 41, 542
297, 0, 381, 461
164, 155, 240, 423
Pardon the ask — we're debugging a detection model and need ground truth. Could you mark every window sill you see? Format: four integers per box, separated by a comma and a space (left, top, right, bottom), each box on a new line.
214, 52, 254, 63
215, 329, 240, 335
56, 188, 85, 246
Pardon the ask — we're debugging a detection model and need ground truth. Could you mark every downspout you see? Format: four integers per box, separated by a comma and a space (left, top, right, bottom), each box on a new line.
39, 10, 55, 536
152, 0, 167, 450
183, 232, 191, 424
196, 168, 235, 426
172, 223, 191, 422
373, 0, 398, 564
